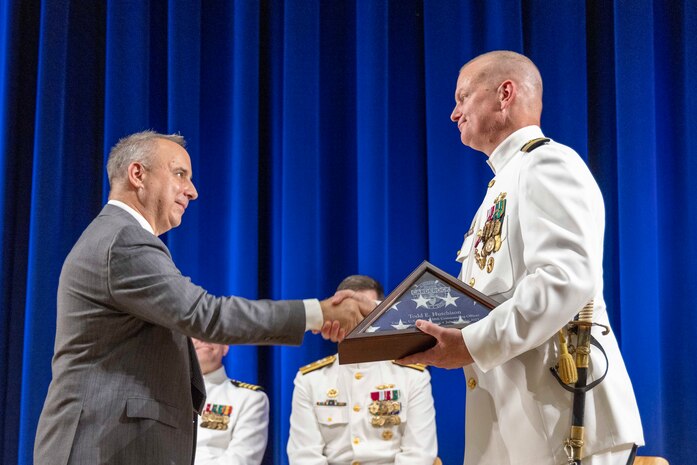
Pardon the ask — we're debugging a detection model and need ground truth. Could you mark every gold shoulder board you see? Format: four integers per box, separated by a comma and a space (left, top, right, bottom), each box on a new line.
299, 354, 337, 375
392, 361, 427, 372
520, 137, 550, 153
230, 379, 264, 391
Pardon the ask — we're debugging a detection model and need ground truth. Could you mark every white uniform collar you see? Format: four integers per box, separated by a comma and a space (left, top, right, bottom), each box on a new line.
107, 199, 155, 235
203, 365, 228, 385
486, 125, 545, 174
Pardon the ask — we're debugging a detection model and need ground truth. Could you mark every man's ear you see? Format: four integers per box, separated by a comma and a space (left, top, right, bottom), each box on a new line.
223, 345, 229, 357
127, 162, 146, 189
498, 79, 516, 110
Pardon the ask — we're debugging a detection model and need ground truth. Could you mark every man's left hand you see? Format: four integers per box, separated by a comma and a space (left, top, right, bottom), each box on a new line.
397, 319, 474, 369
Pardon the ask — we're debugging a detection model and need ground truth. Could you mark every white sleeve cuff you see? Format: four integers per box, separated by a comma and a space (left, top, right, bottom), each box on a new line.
303, 299, 323, 332
462, 324, 489, 372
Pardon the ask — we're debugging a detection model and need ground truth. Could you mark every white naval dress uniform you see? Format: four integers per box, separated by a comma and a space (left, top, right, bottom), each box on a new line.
195, 366, 269, 465
456, 125, 644, 465
287, 355, 437, 465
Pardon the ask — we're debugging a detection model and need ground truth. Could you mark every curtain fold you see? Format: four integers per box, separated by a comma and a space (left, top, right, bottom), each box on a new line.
0, 5, 38, 465
613, 0, 663, 453
17, 2, 105, 464
0, 1, 693, 464
355, 0, 388, 278
200, 0, 264, 385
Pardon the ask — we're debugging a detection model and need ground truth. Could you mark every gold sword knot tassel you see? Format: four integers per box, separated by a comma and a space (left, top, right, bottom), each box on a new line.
557, 329, 578, 385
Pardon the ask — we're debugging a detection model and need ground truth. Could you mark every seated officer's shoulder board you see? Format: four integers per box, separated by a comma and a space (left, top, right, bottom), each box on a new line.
230, 379, 264, 391
520, 137, 551, 153
299, 354, 337, 375
392, 361, 428, 372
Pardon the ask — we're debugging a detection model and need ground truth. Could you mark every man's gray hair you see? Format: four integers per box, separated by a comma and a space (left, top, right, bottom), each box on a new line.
106, 130, 186, 187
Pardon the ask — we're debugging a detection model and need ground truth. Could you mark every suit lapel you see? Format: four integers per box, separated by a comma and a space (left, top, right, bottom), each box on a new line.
187, 338, 207, 413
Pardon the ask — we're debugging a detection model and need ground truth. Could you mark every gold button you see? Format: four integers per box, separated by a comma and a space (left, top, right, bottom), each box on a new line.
456, 249, 461, 256
382, 430, 394, 440
467, 377, 477, 389
352, 462, 360, 465
488, 179, 496, 188
354, 372, 363, 380
353, 436, 360, 445
353, 404, 361, 412
469, 278, 475, 287
327, 417, 332, 422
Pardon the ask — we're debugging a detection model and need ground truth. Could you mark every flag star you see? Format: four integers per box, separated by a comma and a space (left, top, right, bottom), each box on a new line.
440, 293, 459, 307
389, 302, 400, 312
413, 295, 430, 308
453, 316, 470, 325
391, 319, 412, 330
365, 325, 381, 333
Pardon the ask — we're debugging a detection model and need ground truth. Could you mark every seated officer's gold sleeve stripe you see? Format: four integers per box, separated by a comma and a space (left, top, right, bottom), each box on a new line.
392, 361, 427, 372
230, 379, 264, 391
299, 354, 336, 375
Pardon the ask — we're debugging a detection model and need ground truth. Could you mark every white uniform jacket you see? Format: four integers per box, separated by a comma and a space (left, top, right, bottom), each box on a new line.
287, 355, 437, 465
457, 126, 644, 465
195, 366, 269, 465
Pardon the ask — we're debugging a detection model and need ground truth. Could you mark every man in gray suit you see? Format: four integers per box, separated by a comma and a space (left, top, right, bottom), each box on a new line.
34, 131, 370, 465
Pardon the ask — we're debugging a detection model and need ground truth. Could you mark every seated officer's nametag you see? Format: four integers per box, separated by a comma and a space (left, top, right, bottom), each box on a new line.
201, 403, 232, 430
338, 261, 498, 364
316, 388, 347, 407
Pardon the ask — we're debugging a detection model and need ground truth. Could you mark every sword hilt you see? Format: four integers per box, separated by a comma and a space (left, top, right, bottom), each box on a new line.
574, 300, 594, 369
578, 300, 594, 324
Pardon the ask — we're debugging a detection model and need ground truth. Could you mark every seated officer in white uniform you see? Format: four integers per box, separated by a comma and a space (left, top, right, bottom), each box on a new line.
193, 338, 269, 465
287, 275, 438, 465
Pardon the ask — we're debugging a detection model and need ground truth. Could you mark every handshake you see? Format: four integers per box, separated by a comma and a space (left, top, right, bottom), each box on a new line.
317, 290, 377, 342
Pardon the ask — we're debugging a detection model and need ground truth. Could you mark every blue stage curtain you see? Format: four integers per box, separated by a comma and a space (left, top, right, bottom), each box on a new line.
0, 1, 694, 464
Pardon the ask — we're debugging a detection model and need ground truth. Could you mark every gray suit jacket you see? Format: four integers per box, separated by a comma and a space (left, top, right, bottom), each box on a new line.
34, 205, 306, 465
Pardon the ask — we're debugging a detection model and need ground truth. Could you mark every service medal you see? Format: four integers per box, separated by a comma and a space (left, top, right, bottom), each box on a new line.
484, 237, 495, 254
493, 219, 501, 236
